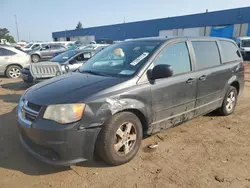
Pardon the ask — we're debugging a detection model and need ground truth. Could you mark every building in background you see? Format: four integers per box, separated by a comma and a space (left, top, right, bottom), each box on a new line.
52, 6, 250, 43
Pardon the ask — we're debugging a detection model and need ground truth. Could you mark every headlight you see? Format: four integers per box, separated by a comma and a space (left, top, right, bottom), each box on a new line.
43, 103, 85, 124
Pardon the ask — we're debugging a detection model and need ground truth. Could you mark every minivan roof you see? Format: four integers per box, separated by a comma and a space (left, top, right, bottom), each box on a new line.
125, 36, 234, 42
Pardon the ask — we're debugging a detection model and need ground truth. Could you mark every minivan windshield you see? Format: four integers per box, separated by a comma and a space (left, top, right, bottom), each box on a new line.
51, 50, 78, 63
79, 41, 163, 77
242, 40, 250, 47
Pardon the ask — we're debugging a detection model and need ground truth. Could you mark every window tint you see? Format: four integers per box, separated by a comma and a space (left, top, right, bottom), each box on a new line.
192, 41, 221, 70
0, 48, 16, 56
153, 42, 191, 75
220, 40, 241, 63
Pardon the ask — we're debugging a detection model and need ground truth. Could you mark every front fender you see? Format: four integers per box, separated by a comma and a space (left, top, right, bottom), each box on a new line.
84, 97, 153, 131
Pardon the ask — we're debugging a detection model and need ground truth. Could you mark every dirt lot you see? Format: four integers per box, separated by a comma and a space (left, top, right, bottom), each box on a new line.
0, 62, 250, 188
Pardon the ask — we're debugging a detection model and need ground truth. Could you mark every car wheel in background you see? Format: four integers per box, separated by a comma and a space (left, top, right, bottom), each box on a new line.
31, 54, 40, 63
95, 112, 143, 166
219, 86, 238, 116
6, 65, 22, 79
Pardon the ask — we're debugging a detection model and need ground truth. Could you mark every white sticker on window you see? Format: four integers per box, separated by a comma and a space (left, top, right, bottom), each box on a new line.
62, 56, 69, 59
130, 52, 149, 66
84, 53, 91, 59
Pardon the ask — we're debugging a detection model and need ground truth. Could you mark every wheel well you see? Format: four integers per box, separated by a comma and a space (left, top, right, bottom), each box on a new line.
5, 64, 23, 75
31, 54, 40, 57
122, 109, 148, 135
230, 81, 240, 95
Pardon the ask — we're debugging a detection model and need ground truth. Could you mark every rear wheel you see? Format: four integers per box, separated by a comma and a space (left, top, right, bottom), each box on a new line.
6, 65, 22, 79
219, 86, 238, 116
31, 54, 40, 63
95, 112, 143, 166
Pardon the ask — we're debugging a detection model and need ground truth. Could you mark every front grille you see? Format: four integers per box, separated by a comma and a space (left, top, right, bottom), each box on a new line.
21, 100, 41, 123
27, 102, 42, 112
30, 63, 62, 78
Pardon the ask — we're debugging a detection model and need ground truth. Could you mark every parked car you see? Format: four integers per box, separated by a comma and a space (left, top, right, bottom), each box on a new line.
28, 44, 67, 63
22, 43, 43, 51
235, 36, 250, 60
22, 49, 96, 83
52, 44, 108, 57
17, 37, 245, 166
0, 45, 31, 78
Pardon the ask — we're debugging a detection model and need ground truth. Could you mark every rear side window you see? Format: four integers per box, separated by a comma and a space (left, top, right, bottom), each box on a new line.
192, 41, 221, 70
0, 48, 16, 56
153, 42, 191, 75
220, 41, 241, 63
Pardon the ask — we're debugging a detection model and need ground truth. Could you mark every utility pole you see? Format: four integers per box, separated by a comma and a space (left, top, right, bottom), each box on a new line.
29, 32, 31, 42
14, 14, 20, 42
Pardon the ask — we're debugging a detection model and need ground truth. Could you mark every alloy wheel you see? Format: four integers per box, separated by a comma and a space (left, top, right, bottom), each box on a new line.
114, 122, 137, 155
226, 91, 236, 113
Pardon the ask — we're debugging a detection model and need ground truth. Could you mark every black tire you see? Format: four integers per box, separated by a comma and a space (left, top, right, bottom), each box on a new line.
6, 65, 22, 79
95, 112, 143, 166
31, 54, 40, 63
219, 86, 238, 116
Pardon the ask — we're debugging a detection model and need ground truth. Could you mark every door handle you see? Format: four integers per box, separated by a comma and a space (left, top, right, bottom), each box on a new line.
186, 78, 195, 84
199, 75, 206, 81
4, 57, 9, 60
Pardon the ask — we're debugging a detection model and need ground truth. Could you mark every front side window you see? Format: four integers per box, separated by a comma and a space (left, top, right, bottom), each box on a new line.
79, 41, 163, 77
153, 42, 191, 75
51, 50, 78, 63
73, 52, 92, 63
192, 41, 221, 70
220, 40, 241, 63
0, 48, 16, 56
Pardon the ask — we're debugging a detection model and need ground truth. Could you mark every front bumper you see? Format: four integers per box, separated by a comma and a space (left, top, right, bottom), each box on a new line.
17, 108, 101, 166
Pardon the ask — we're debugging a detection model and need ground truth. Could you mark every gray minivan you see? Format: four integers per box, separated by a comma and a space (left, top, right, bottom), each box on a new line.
17, 37, 245, 166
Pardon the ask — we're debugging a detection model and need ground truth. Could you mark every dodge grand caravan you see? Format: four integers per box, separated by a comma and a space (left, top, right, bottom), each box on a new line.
17, 37, 245, 166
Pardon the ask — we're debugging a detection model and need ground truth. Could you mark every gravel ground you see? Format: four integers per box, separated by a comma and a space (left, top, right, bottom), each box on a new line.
0, 62, 250, 188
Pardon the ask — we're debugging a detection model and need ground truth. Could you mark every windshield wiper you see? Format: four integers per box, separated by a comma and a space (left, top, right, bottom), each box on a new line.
80, 70, 109, 77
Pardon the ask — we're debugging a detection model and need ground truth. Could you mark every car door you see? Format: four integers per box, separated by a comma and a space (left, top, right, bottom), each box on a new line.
50, 45, 66, 58
148, 40, 197, 133
190, 40, 232, 116
0, 47, 14, 75
40, 45, 51, 59
68, 52, 93, 71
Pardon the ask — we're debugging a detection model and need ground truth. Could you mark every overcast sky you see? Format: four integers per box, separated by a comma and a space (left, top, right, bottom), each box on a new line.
1, 0, 250, 41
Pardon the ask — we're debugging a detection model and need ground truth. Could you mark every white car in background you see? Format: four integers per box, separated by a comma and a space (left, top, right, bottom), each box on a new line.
23, 43, 43, 51
0, 45, 31, 78
235, 36, 250, 59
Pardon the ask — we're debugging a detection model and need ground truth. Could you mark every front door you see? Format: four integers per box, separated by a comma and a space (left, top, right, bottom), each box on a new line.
149, 41, 197, 133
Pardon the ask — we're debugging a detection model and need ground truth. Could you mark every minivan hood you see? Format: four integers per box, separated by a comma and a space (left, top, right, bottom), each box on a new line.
24, 73, 124, 105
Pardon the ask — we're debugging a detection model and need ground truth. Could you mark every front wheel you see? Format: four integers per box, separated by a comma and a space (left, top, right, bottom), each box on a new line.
219, 86, 238, 116
31, 54, 40, 63
95, 112, 143, 166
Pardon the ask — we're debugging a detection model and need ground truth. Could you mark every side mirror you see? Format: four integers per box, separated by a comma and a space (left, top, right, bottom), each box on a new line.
148, 64, 173, 80
69, 59, 77, 65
